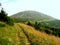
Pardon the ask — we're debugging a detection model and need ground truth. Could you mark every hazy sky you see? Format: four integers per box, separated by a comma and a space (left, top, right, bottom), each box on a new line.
0, 0, 60, 19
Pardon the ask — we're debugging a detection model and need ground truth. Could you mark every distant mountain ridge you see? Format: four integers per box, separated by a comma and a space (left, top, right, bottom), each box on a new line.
10, 10, 56, 22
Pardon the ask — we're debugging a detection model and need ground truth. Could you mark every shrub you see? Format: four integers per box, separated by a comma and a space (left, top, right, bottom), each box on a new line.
27, 21, 31, 25
34, 22, 40, 29
45, 29, 51, 34
6, 17, 14, 26
27, 21, 34, 26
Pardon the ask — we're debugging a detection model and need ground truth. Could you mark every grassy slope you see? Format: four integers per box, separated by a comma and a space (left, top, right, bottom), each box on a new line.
0, 22, 60, 45
0, 23, 30, 45
18, 23, 60, 45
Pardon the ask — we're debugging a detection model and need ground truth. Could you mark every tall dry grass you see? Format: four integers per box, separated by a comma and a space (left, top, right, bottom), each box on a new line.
19, 23, 60, 45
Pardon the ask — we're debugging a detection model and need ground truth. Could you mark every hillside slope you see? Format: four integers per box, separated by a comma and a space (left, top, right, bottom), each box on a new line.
10, 11, 55, 22
46, 20, 60, 28
0, 22, 60, 45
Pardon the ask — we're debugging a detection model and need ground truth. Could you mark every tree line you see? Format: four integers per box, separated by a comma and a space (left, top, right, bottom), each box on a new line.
27, 21, 60, 37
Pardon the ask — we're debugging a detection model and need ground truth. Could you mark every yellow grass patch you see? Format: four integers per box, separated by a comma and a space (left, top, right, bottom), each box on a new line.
19, 23, 60, 45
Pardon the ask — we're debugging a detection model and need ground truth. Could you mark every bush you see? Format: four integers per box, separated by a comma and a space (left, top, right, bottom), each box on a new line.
27, 21, 34, 26
27, 21, 31, 25
6, 17, 14, 26
45, 29, 52, 34
34, 22, 40, 29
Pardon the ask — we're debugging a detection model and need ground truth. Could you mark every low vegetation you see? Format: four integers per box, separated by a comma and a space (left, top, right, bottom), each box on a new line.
0, 8, 14, 26
0, 23, 60, 45
27, 21, 60, 37
19, 23, 60, 45
0, 23, 30, 45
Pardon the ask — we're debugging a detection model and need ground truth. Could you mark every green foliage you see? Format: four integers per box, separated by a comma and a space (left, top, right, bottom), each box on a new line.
45, 29, 52, 34
47, 20, 60, 28
27, 21, 34, 27
6, 17, 14, 26
0, 8, 7, 21
34, 22, 40, 29
27, 21, 60, 37
0, 8, 14, 26
27, 21, 31, 25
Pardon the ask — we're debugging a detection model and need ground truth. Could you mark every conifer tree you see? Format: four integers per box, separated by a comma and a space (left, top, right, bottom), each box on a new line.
0, 3, 14, 25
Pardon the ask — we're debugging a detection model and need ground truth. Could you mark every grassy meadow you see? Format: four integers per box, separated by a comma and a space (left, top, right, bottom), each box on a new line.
0, 22, 60, 45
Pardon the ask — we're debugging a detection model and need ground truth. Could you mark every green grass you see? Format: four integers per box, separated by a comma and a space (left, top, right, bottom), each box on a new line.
0, 23, 30, 45
0, 22, 6, 27
0, 24, 18, 45
0, 22, 60, 45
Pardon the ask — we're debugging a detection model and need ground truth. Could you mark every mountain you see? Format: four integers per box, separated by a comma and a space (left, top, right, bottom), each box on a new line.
0, 22, 60, 45
10, 10, 55, 22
